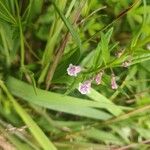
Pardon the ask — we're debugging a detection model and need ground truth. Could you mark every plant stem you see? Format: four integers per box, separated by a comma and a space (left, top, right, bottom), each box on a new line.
15, 0, 25, 69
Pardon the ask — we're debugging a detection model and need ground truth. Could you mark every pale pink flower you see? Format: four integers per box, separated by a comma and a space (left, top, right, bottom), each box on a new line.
67, 64, 81, 76
111, 75, 118, 90
116, 51, 123, 58
78, 80, 91, 94
122, 61, 130, 67
95, 71, 103, 85
115, 48, 125, 58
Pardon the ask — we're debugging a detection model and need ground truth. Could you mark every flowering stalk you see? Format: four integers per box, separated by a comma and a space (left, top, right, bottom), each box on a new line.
111, 74, 118, 90
95, 71, 104, 85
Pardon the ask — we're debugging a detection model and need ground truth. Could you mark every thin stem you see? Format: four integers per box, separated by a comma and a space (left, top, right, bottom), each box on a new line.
15, 0, 25, 69
25, 39, 40, 60
115, 139, 150, 150
78, 6, 107, 25
39, 0, 76, 85
45, 0, 86, 89
45, 33, 70, 90
101, 104, 150, 126
0, 26, 10, 67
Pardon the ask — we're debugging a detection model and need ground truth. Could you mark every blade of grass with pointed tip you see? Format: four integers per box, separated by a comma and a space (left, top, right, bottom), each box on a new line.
52, 1, 82, 53
87, 88, 123, 116
101, 28, 113, 65
6, 76, 113, 120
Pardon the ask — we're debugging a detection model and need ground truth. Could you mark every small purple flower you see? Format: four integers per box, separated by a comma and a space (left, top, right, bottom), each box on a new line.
111, 75, 118, 90
67, 64, 81, 76
95, 71, 103, 85
78, 80, 91, 94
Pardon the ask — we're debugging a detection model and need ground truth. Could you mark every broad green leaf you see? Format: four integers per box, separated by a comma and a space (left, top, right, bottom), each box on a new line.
6, 76, 113, 120
87, 88, 123, 116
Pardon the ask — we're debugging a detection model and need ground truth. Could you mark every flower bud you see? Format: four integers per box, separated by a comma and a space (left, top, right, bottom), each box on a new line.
111, 74, 118, 90
95, 71, 103, 85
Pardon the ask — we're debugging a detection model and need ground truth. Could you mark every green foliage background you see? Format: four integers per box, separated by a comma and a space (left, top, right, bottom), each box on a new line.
0, 0, 150, 149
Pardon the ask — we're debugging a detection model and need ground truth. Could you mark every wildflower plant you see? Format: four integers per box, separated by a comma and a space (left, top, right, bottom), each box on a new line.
0, 0, 150, 150
66, 28, 120, 94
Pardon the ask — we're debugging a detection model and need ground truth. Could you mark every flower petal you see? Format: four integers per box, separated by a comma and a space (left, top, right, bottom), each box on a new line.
67, 64, 81, 76
78, 80, 91, 94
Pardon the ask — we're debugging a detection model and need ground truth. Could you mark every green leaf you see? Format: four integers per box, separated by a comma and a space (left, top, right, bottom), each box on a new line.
6, 76, 113, 120
83, 128, 124, 145
131, 51, 150, 65
0, 80, 57, 150
135, 127, 150, 139
10, 100, 57, 150
22, 67, 37, 95
101, 32, 109, 64
52, 1, 82, 53
87, 88, 123, 116
0, 24, 10, 66
101, 28, 113, 64
105, 27, 113, 43
93, 27, 113, 68
65, 75, 83, 95
22, 0, 43, 24
93, 41, 102, 68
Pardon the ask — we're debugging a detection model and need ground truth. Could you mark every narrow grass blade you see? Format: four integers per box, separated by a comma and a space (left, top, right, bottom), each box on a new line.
10, 100, 57, 150
82, 128, 124, 145
0, 0, 16, 24
0, 80, 57, 150
52, 1, 82, 52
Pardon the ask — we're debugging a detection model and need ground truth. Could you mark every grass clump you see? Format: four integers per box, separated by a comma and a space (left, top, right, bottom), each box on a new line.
0, 0, 150, 150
